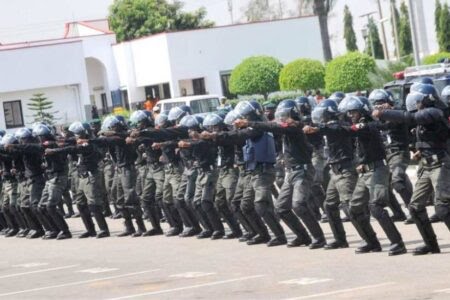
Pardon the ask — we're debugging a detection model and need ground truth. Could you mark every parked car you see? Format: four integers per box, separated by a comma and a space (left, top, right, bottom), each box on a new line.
154, 95, 221, 116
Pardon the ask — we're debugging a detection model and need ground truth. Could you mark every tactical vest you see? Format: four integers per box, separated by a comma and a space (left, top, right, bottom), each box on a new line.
243, 132, 276, 171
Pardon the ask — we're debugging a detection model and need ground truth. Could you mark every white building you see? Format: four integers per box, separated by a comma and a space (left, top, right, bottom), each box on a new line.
113, 16, 324, 107
0, 16, 323, 130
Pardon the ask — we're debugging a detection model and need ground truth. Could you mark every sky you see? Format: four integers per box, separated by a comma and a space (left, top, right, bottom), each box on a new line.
0, 0, 448, 57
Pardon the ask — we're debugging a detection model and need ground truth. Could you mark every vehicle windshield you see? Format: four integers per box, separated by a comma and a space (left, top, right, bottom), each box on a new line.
163, 101, 187, 111
190, 98, 220, 114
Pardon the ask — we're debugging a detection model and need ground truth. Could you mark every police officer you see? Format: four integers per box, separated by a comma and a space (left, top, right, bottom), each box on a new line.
244, 99, 326, 248
304, 99, 356, 249
369, 89, 413, 222
128, 110, 165, 236
205, 101, 285, 246
296, 96, 326, 221
344, 96, 406, 255
203, 113, 242, 239
8, 128, 59, 239
0, 135, 28, 237
47, 122, 110, 238
91, 116, 146, 237
374, 84, 450, 255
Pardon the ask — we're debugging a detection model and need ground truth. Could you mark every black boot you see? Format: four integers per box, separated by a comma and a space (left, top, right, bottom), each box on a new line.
22, 208, 44, 238
90, 205, 110, 238
193, 203, 213, 238
117, 209, 136, 237
11, 207, 28, 238
243, 209, 270, 243
132, 209, 147, 237
219, 205, 242, 239
279, 211, 311, 248
324, 206, 348, 250
201, 201, 224, 240
64, 202, 74, 219
47, 206, 72, 240
296, 208, 326, 249
165, 203, 183, 236
78, 204, 96, 238
3, 208, 19, 237
373, 207, 406, 256
143, 204, 163, 236
350, 210, 381, 254
410, 209, 441, 255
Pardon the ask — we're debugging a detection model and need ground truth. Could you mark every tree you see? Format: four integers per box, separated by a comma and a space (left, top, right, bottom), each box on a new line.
306, 0, 336, 61
343, 5, 358, 52
108, 0, 214, 42
279, 59, 325, 91
244, 0, 277, 21
435, 0, 442, 38
229, 56, 283, 98
438, 3, 450, 52
365, 17, 384, 59
390, 0, 401, 57
399, 1, 413, 57
27, 93, 58, 125
324, 52, 376, 93
422, 52, 450, 65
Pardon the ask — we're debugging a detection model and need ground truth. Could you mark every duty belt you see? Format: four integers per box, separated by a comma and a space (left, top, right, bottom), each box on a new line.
421, 153, 446, 166
286, 164, 309, 172
329, 160, 353, 175
357, 159, 387, 174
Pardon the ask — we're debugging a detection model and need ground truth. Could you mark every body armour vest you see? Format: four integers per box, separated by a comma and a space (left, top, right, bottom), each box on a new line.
243, 132, 276, 171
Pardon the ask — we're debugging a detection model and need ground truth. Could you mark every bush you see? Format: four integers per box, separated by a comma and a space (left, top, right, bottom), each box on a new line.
422, 52, 450, 65
369, 60, 410, 88
229, 56, 283, 97
279, 59, 325, 91
325, 52, 376, 93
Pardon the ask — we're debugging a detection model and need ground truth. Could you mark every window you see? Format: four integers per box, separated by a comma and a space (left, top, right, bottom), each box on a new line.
163, 101, 186, 112
220, 71, 235, 99
192, 78, 206, 95
3, 100, 24, 129
162, 83, 171, 99
190, 98, 220, 113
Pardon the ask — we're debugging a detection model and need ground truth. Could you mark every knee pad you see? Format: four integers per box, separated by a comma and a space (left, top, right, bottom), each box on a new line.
368, 204, 386, 220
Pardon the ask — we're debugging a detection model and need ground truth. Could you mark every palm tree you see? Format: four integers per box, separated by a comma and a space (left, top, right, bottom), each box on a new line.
305, 0, 336, 61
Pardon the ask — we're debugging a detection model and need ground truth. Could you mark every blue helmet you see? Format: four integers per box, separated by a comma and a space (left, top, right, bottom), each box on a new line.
32, 124, 52, 137
168, 105, 191, 123
329, 92, 346, 104
178, 115, 203, 129
441, 85, 450, 104
405, 92, 424, 112
0, 130, 5, 138
410, 83, 445, 109
311, 99, 339, 124
115, 115, 127, 127
155, 111, 170, 128
68, 121, 91, 137
130, 110, 153, 127
234, 100, 263, 120
275, 99, 300, 122
15, 128, 33, 140
344, 96, 371, 114
203, 113, 224, 130
224, 110, 238, 126
419, 77, 434, 85
294, 96, 313, 115
1, 134, 18, 146
101, 115, 121, 131
368, 89, 394, 106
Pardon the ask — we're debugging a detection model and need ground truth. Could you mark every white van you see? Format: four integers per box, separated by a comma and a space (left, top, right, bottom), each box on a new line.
154, 95, 221, 115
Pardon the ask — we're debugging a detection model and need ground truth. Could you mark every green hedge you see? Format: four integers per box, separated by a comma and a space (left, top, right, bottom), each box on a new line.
229, 56, 283, 96
325, 52, 376, 93
279, 59, 325, 91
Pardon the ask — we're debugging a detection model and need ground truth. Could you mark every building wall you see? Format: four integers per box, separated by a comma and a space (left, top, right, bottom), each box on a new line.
166, 16, 324, 97
0, 85, 84, 132
0, 41, 91, 121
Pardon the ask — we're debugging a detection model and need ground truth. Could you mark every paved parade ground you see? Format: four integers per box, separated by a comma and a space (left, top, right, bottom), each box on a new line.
0, 206, 449, 300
